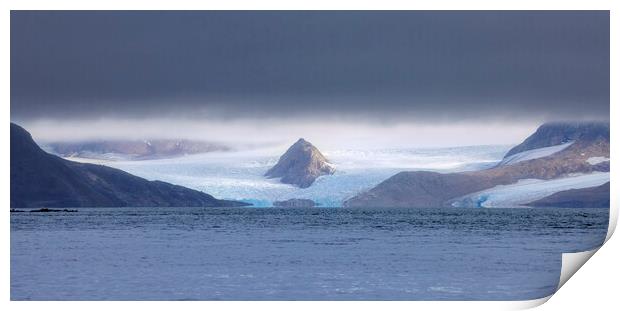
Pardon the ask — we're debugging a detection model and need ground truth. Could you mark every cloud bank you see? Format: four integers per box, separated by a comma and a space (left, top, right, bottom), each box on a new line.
11, 11, 609, 123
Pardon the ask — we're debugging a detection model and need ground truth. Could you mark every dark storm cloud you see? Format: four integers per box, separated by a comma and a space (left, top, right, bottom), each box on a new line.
10, 11, 609, 121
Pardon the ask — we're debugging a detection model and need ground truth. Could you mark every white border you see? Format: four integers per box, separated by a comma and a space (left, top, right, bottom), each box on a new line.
2, 1, 617, 310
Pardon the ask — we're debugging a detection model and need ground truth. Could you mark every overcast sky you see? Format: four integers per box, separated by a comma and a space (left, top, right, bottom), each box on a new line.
10, 11, 609, 146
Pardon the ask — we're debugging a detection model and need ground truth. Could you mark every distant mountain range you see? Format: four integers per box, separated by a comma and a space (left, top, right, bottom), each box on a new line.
46, 139, 231, 160
10, 123, 248, 209
11, 121, 610, 209
265, 138, 335, 188
344, 122, 610, 208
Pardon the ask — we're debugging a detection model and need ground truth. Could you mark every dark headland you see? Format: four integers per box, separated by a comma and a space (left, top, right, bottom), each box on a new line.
10, 123, 249, 209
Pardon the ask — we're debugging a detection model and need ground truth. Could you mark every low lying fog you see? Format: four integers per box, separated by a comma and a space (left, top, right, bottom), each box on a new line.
20, 118, 541, 149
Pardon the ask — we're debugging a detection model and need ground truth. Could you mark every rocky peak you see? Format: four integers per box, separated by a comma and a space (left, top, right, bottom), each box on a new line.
265, 138, 335, 188
504, 121, 609, 158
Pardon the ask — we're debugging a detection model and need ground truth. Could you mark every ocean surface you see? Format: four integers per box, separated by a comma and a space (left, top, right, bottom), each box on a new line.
11, 207, 608, 301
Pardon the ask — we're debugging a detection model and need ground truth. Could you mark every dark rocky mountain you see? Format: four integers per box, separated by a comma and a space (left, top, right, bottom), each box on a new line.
265, 138, 335, 188
525, 182, 610, 208
345, 171, 497, 208
10, 123, 249, 208
344, 121, 609, 208
47, 139, 230, 160
273, 199, 317, 208
504, 122, 610, 158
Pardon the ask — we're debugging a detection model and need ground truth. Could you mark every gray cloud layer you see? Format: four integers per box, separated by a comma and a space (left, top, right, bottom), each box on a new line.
11, 11, 609, 122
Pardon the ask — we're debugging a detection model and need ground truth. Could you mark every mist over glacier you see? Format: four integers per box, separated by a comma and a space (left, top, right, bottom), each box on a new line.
23, 118, 540, 149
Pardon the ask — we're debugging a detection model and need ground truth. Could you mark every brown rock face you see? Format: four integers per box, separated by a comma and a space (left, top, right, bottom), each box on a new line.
344, 122, 609, 208
344, 171, 496, 208
504, 121, 609, 158
265, 138, 335, 188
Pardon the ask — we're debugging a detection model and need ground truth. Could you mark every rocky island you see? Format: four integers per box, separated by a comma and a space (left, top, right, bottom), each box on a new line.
265, 138, 335, 188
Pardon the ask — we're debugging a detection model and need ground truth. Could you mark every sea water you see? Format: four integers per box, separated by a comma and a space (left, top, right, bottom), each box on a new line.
11, 207, 608, 300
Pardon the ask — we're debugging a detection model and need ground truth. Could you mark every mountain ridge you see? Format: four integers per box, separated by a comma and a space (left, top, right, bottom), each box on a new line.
344, 121, 609, 208
525, 182, 610, 208
504, 121, 609, 158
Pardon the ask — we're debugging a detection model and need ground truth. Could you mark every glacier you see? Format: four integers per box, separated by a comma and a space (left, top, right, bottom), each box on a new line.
450, 172, 610, 208
92, 144, 510, 207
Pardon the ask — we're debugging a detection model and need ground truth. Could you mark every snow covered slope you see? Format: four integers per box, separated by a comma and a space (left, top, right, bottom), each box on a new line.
498, 141, 574, 166
450, 172, 610, 208
586, 156, 610, 165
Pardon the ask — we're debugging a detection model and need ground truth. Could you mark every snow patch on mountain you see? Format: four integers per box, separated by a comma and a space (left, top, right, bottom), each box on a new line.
586, 156, 610, 165
498, 141, 574, 166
